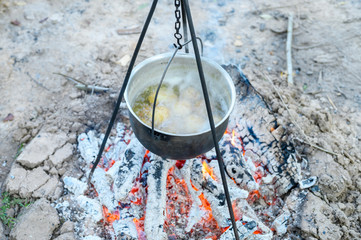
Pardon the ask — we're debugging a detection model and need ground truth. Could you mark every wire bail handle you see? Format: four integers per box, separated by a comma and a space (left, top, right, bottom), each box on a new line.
150, 39, 203, 139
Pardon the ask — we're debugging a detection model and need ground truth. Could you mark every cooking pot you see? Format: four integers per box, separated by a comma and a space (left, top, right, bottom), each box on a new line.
124, 52, 236, 159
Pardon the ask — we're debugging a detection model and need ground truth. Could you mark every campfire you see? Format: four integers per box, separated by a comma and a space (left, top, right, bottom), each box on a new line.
55, 66, 314, 239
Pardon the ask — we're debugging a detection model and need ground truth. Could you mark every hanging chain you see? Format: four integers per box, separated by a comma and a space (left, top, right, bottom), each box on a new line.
173, 0, 183, 49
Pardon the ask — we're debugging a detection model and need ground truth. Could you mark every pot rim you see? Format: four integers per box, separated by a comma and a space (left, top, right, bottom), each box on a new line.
124, 52, 236, 137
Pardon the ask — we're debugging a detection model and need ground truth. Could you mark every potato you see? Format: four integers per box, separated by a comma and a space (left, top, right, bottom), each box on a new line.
147, 105, 170, 127
181, 86, 201, 102
148, 88, 177, 105
133, 82, 226, 134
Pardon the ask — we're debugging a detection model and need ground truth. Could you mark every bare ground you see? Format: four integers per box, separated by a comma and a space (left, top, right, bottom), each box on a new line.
0, 0, 360, 239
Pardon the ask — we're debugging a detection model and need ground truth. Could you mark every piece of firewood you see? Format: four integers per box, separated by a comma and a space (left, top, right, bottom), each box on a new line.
112, 136, 145, 201
144, 155, 174, 240
286, 14, 294, 85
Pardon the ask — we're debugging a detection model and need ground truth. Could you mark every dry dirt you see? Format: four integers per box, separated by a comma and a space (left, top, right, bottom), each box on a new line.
0, 0, 360, 239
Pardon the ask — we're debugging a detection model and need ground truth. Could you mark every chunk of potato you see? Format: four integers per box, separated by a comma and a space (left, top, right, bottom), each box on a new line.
182, 86, 202, 101
145, 105, 170, 127
148, 89, 177, 105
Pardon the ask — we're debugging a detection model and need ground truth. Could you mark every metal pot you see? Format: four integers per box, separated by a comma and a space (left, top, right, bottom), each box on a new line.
124, 52, 236, 159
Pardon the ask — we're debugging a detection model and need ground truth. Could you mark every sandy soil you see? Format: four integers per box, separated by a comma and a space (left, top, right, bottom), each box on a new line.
0, 0, 360, 239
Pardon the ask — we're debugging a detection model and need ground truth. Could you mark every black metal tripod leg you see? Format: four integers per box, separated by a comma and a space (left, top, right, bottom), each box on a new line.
88, 0, 159, 182
180, 0, 189, 53
182, 0, 241, 239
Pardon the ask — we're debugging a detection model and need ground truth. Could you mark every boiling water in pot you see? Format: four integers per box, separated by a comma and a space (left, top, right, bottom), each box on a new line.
132, 74, 227, 134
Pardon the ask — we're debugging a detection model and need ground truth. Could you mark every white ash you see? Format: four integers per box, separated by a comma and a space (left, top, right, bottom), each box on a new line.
299, 176, 318, 189
105, 160, 122, 182
105, 140, 128, 164
219, 135, 257, 191
243, 216, 273, 240
219, 219, 257, 240
112, 136, 145, 201
144, 156, 174, 240
113, 218, 138, 240
76, 195, 103, 223
63, 176, 87, 197
189, 160, 248, 228
272, 209, 291, 235
208, 160, 250, 200
91, 168, 118, 211
82, 236, 103, 240
180, 159, 207, 232
77, 131, 101, 164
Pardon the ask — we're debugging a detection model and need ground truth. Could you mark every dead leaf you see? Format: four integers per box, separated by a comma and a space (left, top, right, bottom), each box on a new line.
3, 113, 14, 122
11, 20, 21, 26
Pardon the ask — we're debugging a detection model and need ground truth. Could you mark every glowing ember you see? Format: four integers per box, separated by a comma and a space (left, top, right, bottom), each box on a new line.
247, 190, 261, 204
64, 68, 309, 239
202, 160, 216, 181
102, 206, 120, 224
231, 129, 236, 146
133, 217, 146, 240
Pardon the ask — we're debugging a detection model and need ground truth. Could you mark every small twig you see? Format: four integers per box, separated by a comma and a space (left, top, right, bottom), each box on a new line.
286, 13, 294, 85
326, 95, 338, 111
335, 86, 347, 98
262, 72, 339, 156
116, 27, 141, 35
305, 90, 324, 95
317, 70, 323, 82
54, 72, 113, 93
292, 43, 325, 50
26, 72, 51, 91
343, 151, 356, 163
293, 34, 361, 50
252, 3, 300, 13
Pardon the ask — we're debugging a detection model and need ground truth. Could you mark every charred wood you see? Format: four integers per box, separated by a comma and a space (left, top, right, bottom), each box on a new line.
111, 137, 145, 201
144, 156, 174, 240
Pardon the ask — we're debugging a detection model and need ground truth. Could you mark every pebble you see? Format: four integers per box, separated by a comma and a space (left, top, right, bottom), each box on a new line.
65, 64, 73, 72
234, 39, 243, 47
357, 205, 361, 213
69, 91, 81, 100
50, 13, 63, 24
49, 167, 58, 176
117, 54, 131, 67
300, 14, 308, 20
259, 23, 266, 32
58, 167, 67, 176
24, 12, 35, 20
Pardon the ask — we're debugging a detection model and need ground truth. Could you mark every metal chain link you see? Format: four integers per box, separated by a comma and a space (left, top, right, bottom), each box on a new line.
173, 0, 183, 49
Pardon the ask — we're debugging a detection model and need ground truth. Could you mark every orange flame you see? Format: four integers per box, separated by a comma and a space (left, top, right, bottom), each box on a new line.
202, 161, 216, 181
133, 216, 146, 240
198, 193, 212, 212
102, 206, 119, 224
105, 145, 111, 152
231, 129, 236, 146
190, 180, 199, 191
253, 229, 263, 234
232, 201, 242, 221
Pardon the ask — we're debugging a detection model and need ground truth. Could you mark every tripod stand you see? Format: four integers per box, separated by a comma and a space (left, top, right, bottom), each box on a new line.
89, 0, 241, 239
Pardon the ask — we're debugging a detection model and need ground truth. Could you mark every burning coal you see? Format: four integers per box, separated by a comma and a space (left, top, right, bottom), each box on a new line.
55, 66, 315, 239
